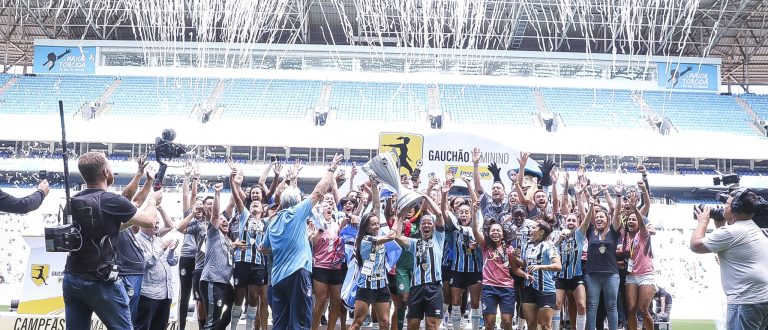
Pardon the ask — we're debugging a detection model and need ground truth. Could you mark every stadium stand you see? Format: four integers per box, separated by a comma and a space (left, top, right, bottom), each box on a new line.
740, 93, 768, 120
0, 75, 112, 115
3, 74, 768, 139
329, 81, 427, 122
219, 79, 322, 120
109, 76, 216, 117
540, 88, 645, 129
642, 91, 756, 135
438, 84, 535, 125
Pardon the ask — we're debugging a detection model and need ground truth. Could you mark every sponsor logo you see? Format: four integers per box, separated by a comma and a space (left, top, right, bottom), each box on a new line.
30, 264, 50, 287
378, 133, 424, 177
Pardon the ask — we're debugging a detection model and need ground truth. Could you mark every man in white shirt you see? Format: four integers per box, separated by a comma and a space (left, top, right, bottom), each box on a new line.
690, 188, 768, 330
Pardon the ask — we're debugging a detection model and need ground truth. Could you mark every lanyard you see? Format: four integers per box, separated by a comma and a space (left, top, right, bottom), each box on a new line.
594, 227, 608, 243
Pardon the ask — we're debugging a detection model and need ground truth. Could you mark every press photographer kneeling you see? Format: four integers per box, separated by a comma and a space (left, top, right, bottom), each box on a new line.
690, 188, 768, 330
62, 152, 160, 330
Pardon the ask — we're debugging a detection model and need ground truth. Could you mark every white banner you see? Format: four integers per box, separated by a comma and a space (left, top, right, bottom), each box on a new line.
378, 131, 541, 193
18, 236, 65, 315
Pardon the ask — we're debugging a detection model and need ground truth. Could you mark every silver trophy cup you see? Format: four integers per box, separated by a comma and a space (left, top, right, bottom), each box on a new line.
362, 152, 424, 211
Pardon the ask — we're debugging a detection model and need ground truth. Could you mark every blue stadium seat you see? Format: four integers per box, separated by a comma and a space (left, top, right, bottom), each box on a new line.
329, 82, 427, 122
0, 75, 113, 115
642, 91, 755, 136
540, 88, 644, 129
438, 84, 534, 126
218, 79, 322, 120
110, 76, 216, 117
740, 94, 768, 121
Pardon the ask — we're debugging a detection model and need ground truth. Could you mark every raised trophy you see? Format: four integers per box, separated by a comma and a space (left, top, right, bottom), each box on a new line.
361, 152, 424, 211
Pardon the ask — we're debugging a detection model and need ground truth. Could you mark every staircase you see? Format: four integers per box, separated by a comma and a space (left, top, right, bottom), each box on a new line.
427, 85, 443, 121
89, 78, 123, 117
532, 89, 550, 114
631, 92, 669, 132
0, 76, 18, 94
306, 83, 333, 123
531, 89, 549, 129
200, 79, 228, 120
319, 83, 332, 111
196, 79, 228, 121
734, 96, 766, 136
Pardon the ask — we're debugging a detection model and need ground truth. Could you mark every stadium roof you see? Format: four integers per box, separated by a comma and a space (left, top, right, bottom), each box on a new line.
1, 0, 767, 87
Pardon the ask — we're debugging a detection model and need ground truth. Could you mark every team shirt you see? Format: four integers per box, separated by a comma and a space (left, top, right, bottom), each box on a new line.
524, 240, 559, 293
180, 209, 199, 258
261, 198, 314, 285
627, 230, 654, 275
407, 226, 446, 286
447, 214, 483, 273
186, 219, 209, 271
357, 235, 389, 289
234, 211, 267, 266
511, 219, 537, 259
481, 243, 516, 288
312, 220, 344, 270
480, 193, 509, 221
200, 225, 234, 284
441, 230, 455, 268
558, 230, 585, 279
583, 224, 621, 274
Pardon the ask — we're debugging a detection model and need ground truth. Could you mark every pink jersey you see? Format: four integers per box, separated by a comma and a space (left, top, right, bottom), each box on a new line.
482, 244, 516, 288
313, 221, 343, 270
629, 230, 654, 275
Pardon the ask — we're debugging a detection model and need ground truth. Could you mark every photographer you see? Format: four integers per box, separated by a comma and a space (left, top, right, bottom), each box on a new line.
62, 152, 160, 330
0, 179, 50, 213
690, 188, 768, 330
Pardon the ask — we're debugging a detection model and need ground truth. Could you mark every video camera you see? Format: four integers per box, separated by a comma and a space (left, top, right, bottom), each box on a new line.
154, 129, 187, 161
153, 129, 188, 191
693, 174, 768, 228
713, 173, 740, 186
692, 174, 738, 222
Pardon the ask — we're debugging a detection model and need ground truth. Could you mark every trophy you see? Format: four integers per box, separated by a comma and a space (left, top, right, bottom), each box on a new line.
362, 152, 424, 211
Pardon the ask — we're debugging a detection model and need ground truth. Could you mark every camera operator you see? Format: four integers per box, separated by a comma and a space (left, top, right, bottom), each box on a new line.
690, 188, 768, 330
63, 152, 160, 330
0, 179, 50, 214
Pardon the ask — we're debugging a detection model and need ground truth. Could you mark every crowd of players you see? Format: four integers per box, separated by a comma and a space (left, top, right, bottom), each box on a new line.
132, 147, 672, 330
6, 147, 767, 330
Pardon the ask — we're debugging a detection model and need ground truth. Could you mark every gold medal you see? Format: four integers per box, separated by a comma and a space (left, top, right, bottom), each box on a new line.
599, 244, 606, 254
421, 263, 428, 271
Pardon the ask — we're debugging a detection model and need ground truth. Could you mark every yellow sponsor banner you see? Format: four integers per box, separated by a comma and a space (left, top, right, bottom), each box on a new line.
442, 165, 494, 181
16, 297, 63, 315
378, 133, 424, 177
